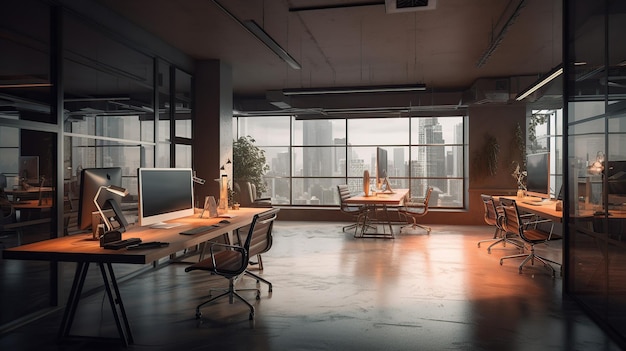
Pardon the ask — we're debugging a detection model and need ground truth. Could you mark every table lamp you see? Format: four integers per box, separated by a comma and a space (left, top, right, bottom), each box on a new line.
94, 185, 128, 233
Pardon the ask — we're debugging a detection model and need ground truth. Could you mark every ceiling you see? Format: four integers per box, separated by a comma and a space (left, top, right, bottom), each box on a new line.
94, 0, 563, 116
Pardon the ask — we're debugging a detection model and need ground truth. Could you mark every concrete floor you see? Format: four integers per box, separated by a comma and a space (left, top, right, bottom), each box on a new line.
0, 221, 622, 351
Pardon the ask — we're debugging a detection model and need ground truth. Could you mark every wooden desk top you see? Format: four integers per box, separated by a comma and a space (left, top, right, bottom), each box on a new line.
2, 207, 271, 265
345, 188, 409, 205
6, 187, 54, 194
498, 196, 563, 223
11, 199, 53, 209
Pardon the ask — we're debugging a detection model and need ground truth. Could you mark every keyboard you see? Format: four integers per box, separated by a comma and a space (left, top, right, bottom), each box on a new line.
179, 225, 218, 235
103, 237, 142, 250
127, 241, 169, 250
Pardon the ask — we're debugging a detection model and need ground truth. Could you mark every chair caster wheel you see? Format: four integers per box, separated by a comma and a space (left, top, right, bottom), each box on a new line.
268, 286, 273, 293
249, 313, 254, 320
256, 294, 260, 300
195, 310, 202, 319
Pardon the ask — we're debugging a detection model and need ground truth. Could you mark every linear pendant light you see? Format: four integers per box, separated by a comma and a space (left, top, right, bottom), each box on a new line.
516, 64, 563, 101
242, 20, 301, 70
282, 84, 426, 96
211, 0, 301, 70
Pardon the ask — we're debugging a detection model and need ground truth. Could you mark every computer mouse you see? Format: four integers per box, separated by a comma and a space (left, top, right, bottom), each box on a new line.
219, 219, 230, 224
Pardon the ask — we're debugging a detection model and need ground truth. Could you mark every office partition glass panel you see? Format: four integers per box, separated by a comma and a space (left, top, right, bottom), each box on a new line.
175, 144, 192, 168
0, 127, 55, 326
0, 0, 53, 124
173, 67, 193, 140
0, 126, 19, 183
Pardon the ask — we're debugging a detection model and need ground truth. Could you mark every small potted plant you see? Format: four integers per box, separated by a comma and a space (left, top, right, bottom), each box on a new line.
512, 161, 527, 198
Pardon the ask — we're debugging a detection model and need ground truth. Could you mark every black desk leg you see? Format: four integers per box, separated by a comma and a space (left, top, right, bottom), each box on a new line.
58, 261, 90, 340
98, 262, 134, 347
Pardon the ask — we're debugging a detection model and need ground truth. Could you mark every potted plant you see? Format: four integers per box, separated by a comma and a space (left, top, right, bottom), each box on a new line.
232, 136, 270, 203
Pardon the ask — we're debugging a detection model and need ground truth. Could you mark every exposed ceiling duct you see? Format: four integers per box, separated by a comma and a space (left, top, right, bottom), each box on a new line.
385, 0, 437, 14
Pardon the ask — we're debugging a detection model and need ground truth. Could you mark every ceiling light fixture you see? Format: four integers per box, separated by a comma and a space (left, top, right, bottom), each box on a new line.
0, 83, 52, 89
282, 84, 426, 96
211, 1, 301, 70
515, 64, 563, 101
242, 20, 302, 70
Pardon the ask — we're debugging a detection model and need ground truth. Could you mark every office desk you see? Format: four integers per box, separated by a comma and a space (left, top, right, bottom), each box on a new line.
2, 207, 271, 346
499, 196, 563, 223
345, 189, 409, 238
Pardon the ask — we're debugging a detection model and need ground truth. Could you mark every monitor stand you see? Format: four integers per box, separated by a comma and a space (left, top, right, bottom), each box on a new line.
381, 177, 395, 194
91, 199, 129, 239
149, 222, 183, 229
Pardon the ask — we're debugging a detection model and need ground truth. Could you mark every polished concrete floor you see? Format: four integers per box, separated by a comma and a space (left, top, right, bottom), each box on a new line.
0, 221, 623, 351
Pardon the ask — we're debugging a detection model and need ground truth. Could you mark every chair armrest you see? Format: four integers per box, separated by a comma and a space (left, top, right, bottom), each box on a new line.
208, 242, 246, 273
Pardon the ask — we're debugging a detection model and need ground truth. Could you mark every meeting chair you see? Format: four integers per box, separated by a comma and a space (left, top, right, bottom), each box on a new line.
234, 181, 272, 208
337, 184, 368, 233
185, 208, 279, 320
232, 223, 274, 291
0, 198, 21, 248
498, 198, 562, 278
397, 187, 433, 234
477, 194, 523, 253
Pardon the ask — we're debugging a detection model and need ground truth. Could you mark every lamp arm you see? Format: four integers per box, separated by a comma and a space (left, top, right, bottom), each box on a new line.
94, 186, 113, 232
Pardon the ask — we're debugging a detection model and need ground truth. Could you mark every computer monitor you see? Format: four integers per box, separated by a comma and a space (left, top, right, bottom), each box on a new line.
376, 147, 393, 193
137, 168, 195, 227
78, 167, 127, 232
606, 160, 626, 204
525, 152, 550, 199
19, 156, 39, 185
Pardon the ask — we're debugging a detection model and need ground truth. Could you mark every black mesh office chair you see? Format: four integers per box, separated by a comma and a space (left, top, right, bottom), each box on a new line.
185, 208, 279, 320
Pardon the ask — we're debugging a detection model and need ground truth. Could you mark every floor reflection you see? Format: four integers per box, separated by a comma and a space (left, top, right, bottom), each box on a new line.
0, 222, 622, 350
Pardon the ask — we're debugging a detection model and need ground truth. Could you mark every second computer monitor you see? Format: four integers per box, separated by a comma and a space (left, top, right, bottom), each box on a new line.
137, 168, 195, 227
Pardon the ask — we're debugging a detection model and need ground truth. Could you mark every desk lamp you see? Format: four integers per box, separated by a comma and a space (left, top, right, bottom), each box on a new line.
94, 185, 128, 234
587, 151, 605, 175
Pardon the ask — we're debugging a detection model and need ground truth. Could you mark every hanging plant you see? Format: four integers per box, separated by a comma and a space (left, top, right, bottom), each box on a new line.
528, 114, 548, 153
472, 133, 500, 179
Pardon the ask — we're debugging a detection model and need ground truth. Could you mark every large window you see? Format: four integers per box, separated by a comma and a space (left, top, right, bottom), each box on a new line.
529, 109, 563, 198
235, 116, 467, 208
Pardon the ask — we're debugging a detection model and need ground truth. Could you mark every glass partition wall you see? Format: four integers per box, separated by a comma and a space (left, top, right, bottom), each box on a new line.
565, 0, 626, 347
0, 1, 193, 332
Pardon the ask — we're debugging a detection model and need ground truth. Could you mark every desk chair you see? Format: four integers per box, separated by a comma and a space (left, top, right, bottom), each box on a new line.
337, 184, 368, 233
235, 181, 272, 208
477, 194, 523, 253
398, 187, 433, 234
499, 198, 562, 278
0, 199, 20, 248
233, 223, 273, 291
185, 208, 279, 320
